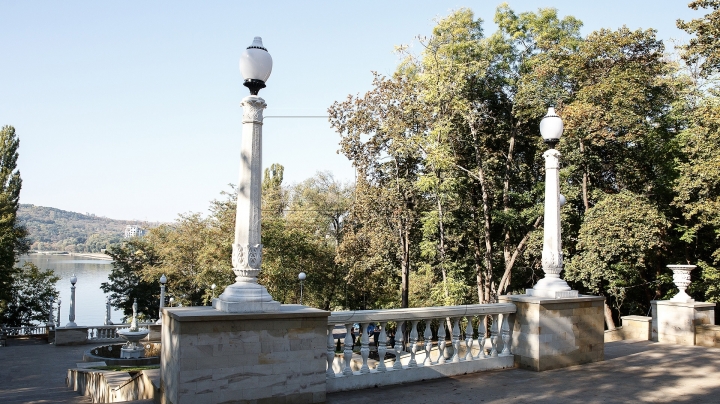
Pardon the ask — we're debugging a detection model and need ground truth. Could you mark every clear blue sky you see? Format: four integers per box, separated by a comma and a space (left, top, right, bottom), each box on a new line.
0, 1, 704, 222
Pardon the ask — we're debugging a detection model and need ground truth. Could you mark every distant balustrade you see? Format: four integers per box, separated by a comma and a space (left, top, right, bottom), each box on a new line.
1, 325, 50, 336
325, 303, 515, 391
87, 322, 155, 342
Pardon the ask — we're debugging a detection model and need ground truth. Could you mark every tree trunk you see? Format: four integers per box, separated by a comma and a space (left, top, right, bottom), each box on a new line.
477, 165, 494, 303
400, 224, 410, 308
604, 301, 616, 330
580, 140, 590, 212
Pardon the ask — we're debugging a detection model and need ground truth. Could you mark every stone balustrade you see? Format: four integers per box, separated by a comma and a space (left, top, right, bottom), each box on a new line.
325, 303, 516, 392
87, 323, 155, 342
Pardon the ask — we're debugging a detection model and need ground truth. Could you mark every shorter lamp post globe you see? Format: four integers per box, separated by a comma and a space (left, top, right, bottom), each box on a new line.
66, 274, 78, 327
156, 274, 167, 325
169, 297, 174, 307
298, 272, 306, 305
211, 283, 216, 299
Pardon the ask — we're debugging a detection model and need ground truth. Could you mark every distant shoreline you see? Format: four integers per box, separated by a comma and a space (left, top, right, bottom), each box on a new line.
30, 251, 113, 261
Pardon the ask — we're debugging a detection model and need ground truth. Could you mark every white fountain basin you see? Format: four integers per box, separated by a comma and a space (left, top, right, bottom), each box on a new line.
117, 328, 150, 359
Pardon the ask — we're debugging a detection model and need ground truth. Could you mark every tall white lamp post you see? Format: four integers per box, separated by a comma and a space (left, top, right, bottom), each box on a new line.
157, 274, 167, 324
66, 274, 78, 326
214, 37, 280, 313
298, 272, 306, 305
56, 299, 61, 327
526, 107, 578, 299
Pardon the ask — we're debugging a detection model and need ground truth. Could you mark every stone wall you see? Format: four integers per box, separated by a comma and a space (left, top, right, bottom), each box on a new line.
604, 316, 652, 342
500, 295, 604, 371
651, 300, 715, 345
55, 327, 89, 346
161, 305, 329, 404
695, 324, 720, 348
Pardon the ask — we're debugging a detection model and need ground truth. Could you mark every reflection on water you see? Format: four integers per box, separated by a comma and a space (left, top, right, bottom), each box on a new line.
18, 254, 125, 326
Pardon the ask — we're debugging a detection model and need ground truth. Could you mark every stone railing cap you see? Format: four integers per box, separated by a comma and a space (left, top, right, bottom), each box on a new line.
165, 305, 329, 322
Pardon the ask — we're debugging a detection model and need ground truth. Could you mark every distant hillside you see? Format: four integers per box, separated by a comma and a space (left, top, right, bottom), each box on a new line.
18, 204, 159, 253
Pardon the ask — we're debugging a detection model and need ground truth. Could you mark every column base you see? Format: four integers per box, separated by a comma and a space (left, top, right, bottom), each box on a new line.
526, 288, 578, 298
214, 281, 280, 313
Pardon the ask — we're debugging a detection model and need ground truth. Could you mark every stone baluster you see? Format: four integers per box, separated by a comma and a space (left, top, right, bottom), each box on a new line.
408, 320, 419, 368
393, 321, 404, 370
360, 323, 370, 374
500, 314, 512, 357
423, 321, 432, 366
436, 318, 446, 365
450, 317, 461, 363
490, 314, 499, 357
377, 322, 387, 372
475, 314, 487, 359
343, 324, 353, 375
464, 317, 474, 361
326, 325, 336, 377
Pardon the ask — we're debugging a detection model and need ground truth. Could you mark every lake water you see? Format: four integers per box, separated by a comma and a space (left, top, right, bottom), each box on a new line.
18, 254, 125, 326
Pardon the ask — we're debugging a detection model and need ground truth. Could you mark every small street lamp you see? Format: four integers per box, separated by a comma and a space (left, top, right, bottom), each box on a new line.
157, 274, 167, 324
169, 297, 174, 307
211, 283, 216, 299
66, 274, 78, 327
527, 107, 577, 299
56, 299, 61, 327
215, 37, 280, 313
298, 272, 306, 305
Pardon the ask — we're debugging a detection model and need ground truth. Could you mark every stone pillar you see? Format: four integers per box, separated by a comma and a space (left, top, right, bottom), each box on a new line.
161, 305, 329, 404
500, 295, 604, 371
651, 300, 715, 345
214, 95, 279, 313
67, 282, 77, 327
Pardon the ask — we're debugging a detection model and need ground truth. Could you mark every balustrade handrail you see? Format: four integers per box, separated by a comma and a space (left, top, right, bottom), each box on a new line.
328, 303, 516, 325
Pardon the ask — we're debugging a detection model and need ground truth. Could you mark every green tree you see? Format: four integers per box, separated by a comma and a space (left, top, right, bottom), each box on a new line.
565, 191, 670, 315
3, 262, 59, 327
677, 0, 720, 77
0, 125, 29, 322
101, 238, 162, 319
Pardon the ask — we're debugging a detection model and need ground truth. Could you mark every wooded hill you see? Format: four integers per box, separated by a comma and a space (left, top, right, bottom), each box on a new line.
18, 204, 157, 253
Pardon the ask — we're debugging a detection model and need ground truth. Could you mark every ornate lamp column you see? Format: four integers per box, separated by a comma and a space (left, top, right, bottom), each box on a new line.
156, 274, 167, 324
214, 37, 280, 313
56, 299, 61, 327
47, 298, 55, 328
527, 107, 578, 299
66, 274, 78, 326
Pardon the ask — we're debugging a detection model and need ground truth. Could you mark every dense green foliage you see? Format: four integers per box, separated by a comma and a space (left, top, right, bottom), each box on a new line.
98, 3, 720, 328
18, 204, 156, 253
3, 262, 59, 327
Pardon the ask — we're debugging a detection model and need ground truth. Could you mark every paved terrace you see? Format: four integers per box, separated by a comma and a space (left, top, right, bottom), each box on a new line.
1, 339, 719, 403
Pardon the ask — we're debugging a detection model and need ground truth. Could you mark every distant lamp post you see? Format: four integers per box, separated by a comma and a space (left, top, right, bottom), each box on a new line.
47, 298, 55, 328
211, 283, 216, 299
156, 274, 167, 325
169, 297, 174, 307
298, 272, 306, 305
215, 36, 280, 313
104, 297, 113, 325
56, 299, 61, 327
66, 274, 78, 327
526, 107, 578, 299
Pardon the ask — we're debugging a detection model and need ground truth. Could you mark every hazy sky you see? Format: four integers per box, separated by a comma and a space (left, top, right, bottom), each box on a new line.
0, 1, 704, 222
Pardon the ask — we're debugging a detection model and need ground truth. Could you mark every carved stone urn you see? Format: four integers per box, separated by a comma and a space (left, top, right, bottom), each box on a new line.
667, 264, 696, 303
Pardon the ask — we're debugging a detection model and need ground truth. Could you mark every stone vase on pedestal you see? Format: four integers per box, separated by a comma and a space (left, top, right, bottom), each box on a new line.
668, 264, 696, 303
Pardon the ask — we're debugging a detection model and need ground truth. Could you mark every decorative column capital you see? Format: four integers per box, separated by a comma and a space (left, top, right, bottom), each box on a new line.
241, 96, 267, 124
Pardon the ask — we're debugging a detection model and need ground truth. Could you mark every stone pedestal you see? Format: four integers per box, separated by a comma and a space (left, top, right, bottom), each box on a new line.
651, 300, 715, 345
161, 305, 329, 404
54, 326, 89, 346
499, 295, 604, 371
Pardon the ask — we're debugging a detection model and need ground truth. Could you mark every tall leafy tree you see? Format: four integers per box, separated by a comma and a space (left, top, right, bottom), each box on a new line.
677, 0, 720, 77
101, 238, 162, 319
0, 125, 29, 323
